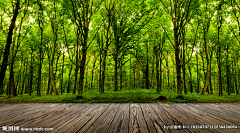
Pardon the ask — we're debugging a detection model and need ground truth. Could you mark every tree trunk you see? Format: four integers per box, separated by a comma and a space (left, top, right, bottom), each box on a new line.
202, 29, 211, 95
73, 35, 79, 94
145, 31, 150, 89
134, 66, 136, 89
0, 0, 20, 90
151, 58, 155, 88
61, 54, 64, 94
114, 58, 118, 91
8, 25, 18, 97
21, 52, 29, 95
29, 51, 33, 96
85, 68, 88, 90
50, 40, 58, 95
182, 42, 187, 94
226, 45, 230, 95
174, 26, 182, 95
78, 30, 89, 95
136, 59, 141, 88
129, 54, 131, 90
209, 51, 213, 94
46, 58, 51, 95
37, 28, 43, 96
91, 60, 96, 91
188, 65, 193, 93
100, 48, 108, 94
166, 56, 170, 90
67, 65, 72, 94
217, 1, 223, 96
234, 59, 238, 94
155, 45, 160, 94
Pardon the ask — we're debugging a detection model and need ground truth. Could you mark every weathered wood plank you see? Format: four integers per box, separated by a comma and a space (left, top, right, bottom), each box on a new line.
189, 104, 240, 125
0, 104, 69, 127
0, 104, 37, 117
52, 104, 102, 133
107, 104, 129, 133
0, 103, 240, 133
129, 103, 149, 133
140, 103, 169, 133
56, 104, 109, 133
171, 104, 233, 133
182, 104, 240, 133
45, 104, 91, 130
208, 104, 240, 115
0, 104, 25, 111
150, 104, 191, 133
84, 104, 120, 133
17, 104, 77, 128
160, 104, 211, 133
0, 104, 52, 126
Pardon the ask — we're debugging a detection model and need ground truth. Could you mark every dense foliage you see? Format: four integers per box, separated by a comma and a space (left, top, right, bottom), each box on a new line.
0, 0, 239, 100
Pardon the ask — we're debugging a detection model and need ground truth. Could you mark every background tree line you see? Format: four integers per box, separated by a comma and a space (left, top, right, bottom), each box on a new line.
0, 0, 239, 97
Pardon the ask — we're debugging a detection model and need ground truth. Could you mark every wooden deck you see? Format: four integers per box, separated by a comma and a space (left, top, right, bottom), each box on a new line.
0, 103, 239, 133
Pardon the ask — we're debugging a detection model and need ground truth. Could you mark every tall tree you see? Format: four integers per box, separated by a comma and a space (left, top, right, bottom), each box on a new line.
0, 0, 20, 90
160, 0, 199, 94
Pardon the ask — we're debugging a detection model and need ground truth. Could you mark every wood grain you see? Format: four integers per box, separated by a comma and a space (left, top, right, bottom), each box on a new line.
0, 103, 239, 133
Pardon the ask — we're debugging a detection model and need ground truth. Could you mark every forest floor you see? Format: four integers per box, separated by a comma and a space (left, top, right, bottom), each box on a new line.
0, 88, 240, 103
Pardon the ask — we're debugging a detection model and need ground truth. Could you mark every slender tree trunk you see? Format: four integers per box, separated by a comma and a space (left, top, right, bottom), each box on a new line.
85, 68, 88, 90
234, 59, 238, 94
61, 54, 64, 94
100, 44, 109, 94
151, 58, 154, 88
91, 60, 96, 91
129, 54, 131, 90
166, 56, 170, 90
237, 58, 239, 94
67, 65, 72, 94
196, 54, 199, 94
182, 43, 187, 94
21, 53, 28, 95
42, 79, 46, 93
188, 65, 193, 93
46, 58, 51, 95
217, 2, 223, 96
209, 51, 213, 94
120, 62, 123, 90
134, 66, 136, 88
173, 68, 175, 91
29, 51, 33, 96
50, 31, 58, 95
174, 26, 182, 94
9, 62, 16, 97
114, 58, 118, 91
155, 45, 160, 94
37, 29, 43, 96
99, 49, 102, 92
136, 59, 141, 88
145, 32, 150, 89
198, 55, 202, 94
160, 54, 162, 92
226, 45, 230, 95
202, 31, 211, 95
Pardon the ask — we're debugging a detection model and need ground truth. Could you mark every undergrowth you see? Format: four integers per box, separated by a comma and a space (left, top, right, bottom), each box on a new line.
0, 88, 240, 103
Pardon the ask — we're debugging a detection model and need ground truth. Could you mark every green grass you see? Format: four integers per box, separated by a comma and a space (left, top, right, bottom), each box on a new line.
1, 88, 240, 103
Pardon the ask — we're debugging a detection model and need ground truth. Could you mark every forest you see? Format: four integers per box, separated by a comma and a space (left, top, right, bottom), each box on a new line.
0, 0, 240, 103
